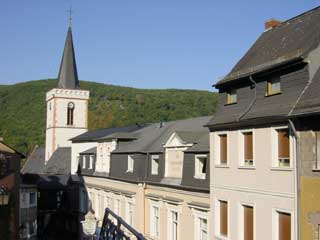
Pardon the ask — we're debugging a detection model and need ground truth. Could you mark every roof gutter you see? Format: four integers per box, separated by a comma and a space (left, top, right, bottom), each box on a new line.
288, 119, 301, 240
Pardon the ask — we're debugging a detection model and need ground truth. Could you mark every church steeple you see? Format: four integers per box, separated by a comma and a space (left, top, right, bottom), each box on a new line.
57, 26, 80, 89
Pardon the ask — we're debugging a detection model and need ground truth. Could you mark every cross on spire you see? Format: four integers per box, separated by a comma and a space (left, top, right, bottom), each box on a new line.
66, 6, 74, 28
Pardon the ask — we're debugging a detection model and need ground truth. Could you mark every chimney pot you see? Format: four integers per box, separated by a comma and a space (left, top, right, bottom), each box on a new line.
265, 19, 281, 30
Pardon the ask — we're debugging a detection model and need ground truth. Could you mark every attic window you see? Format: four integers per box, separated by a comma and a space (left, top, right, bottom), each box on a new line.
194, 155, 207, 179
127, 155, 134, 172
226, 89, 237, 104
267, 78, 281, 96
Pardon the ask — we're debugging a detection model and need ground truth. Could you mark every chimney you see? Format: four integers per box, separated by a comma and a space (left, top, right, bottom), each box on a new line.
265, 19, 281, 30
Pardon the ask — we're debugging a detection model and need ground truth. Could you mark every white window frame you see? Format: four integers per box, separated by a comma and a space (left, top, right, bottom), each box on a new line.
151, 155, 160, 175
194, 154, 207, 179
114, 195, 121, 216
89, 155, 94, 169
150, 200, 161, 239
214, 131, 229, 167
125, 197, 134, 226
238, 202, 255, 240
167, 204, 181, 240
191, 208, 209, 240
104, 192, 111, 210
27, 220, 37, 237
238, 130, 255, 168
29, 192, 37, 207
82, 156, 86, 169
127, 155, 134, 172
272, 208, 294, 240
271, 126, 294, 169
215, 198, 230, 239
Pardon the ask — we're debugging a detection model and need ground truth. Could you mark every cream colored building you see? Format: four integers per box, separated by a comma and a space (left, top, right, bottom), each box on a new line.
72, 117, 211, 240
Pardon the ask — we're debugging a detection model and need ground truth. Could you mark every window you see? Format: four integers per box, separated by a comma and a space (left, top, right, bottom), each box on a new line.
227, 89, 237, 104
89, 155, 94, 169
314, 132, 320, 170
29, 192, 37, 207
219, 134, 228, 165
243, 205, 254, 240
151, 205, 160, 238
267, 78, 281, 96
127, 155, 134, 172
195, 155, 207, 179
105, 195, 111, 210
82, 156, 86, 169
28, 220, 37, 236
126, 200, 134, 226
278, 212, 291, 240
243, 132, 254, 166
151, 155, 160, 175
219, 200, 228, 237
277, 128, 290, 167
199, 218, 208, 240
67, 102, 75, 125
114, 198, 121, 216
169, 211, 178, 240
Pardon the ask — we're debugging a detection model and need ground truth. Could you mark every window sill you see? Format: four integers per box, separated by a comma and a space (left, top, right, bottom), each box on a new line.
270, 167, 293, 171
214, 164, 229, 168
224, 102, 237, 106
214, 235, 229, 240
238, 165, 255, 170
194, 174, 206, 180
126, 170, 133, 173
312, 168, 320, 172
265, 92, 282, 97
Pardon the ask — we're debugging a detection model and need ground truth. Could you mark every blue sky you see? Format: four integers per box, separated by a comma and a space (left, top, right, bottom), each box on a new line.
0, 1, 318, 90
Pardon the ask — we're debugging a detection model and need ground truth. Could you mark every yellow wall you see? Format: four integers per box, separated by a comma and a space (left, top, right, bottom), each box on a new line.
301, 176, 320, 240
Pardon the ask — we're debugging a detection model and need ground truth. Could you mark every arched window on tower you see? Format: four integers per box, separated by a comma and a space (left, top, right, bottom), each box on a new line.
67, 102, 75, 126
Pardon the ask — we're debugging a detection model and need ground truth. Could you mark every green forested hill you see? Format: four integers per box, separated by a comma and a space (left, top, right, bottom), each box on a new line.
0, 79, 217, 155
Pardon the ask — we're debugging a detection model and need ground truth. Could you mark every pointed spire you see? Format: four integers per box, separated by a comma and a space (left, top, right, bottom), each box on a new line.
57, 26, 80, 89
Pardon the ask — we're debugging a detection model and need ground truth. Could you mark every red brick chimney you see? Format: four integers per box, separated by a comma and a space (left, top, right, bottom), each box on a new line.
265, 19, 281, 30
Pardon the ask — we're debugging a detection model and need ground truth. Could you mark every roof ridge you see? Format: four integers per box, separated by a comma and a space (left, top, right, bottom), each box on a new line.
277, 5, 320, 27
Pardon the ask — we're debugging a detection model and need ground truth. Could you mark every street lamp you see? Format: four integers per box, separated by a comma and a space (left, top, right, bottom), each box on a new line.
81, 210, 98, 240
0, 186, 10, 205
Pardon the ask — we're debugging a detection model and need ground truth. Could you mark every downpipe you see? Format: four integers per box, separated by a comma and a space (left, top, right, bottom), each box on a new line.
288, 119, 301, 240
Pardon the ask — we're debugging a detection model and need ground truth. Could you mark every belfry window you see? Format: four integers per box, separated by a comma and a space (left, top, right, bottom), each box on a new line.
67, 102, 75, 126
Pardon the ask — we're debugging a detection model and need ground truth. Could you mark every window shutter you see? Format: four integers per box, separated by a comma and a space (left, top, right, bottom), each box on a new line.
278, 129, 290, 159
220, 135, 228, 164
279, 212, 291, 240
220, 201, 228, 236
244, 132, 253, 160
244, 206, 253, 240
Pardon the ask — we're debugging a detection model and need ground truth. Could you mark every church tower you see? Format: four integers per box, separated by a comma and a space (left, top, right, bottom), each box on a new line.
45, 26, 89, 163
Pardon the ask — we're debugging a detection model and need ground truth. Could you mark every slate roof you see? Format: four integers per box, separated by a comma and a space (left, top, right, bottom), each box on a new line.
175, 131, 206, 144
216, 6, 320, 87
45, 147, 72, 175
80, 147, 97, 155
21, 146, 46, 174
113, 116, 211, 153
291, 67, 320, 115
57, 27, 79, 89
71, 124, 146, 142
185, 133, 209, 152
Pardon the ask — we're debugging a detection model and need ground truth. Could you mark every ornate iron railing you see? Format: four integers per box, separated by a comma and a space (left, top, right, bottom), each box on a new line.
99, 208, 146, 240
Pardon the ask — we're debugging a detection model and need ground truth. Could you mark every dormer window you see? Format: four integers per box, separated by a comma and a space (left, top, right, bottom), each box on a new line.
67, 102, 75, 125
127, 155, 134, 172
151, 155, 159, 175
226, 89, 237, 104
267, 78, 281, 96
194, 155, 207, 179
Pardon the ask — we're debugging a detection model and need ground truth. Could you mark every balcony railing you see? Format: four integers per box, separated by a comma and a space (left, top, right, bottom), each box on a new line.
99, 208, 146, 240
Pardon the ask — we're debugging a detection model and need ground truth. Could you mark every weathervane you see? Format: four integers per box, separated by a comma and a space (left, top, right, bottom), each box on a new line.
66, 6, 74, 28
